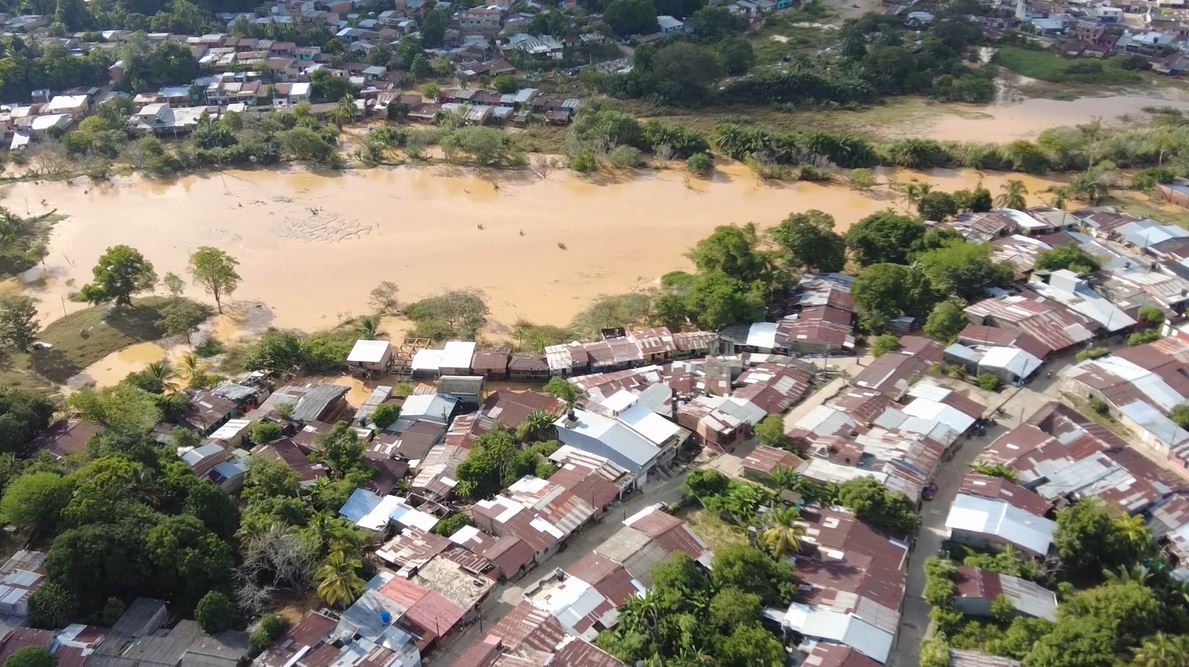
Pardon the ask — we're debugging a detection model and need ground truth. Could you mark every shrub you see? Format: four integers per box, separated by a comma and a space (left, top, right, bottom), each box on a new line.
370, 403, 400, 430
1086, 395, 1109, 415
607, 145, 644, 168
685, 152, 714, 176
1075, 346, 1109, 362
569, 152, 599, 173
100, 597, 126, 626
249, 420, 282, 444
1127, 328, 1161, 346
195, 591, 234, 633
3, 647, 57, 667
28, 582, 77, 629
848, 167, 877, 190
976, 373, 1003, 392
869, 334, 901, 357
250, 614, 290, 654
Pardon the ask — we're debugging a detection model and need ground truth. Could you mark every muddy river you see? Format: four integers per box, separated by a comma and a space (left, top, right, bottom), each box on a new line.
3, 163, 1063, 337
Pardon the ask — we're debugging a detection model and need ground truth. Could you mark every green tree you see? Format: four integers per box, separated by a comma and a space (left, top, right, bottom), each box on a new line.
852, 263, 936, 332
315, 548, 364, 608
760, 505, 805, 559
0, 388, 54, 454
27, 582, 78, 630
684, 271, 767, 330
79, 245, 158, 307
869, 333, 901, 356
67, 384, 162, 433
162, 272, 185, 297
45, 521, 152, 614
1024, 616, 1119, 667
370, 403, 400, 430
917, 190, 959, 221
3, 647, 57, 667
837, 477, 916, 534
194, 590, 234, 633
0, 471, 72, 533
768, 210, 846, 272
146, 514, 235, 612
1132, 632, 1189, 667
688, 223, 768, 282
0, 294, 39, 351
995, 179, 1029, 209
711, 543, 797, 605
924, 300, 968, 342
316, 423, 368, 480
915, 239, 1011, 302
1063, 580, 1160, 649
244, 329, 305, 374
604, 0, 659, 36
845, 211, 926, 266
719, 623, 784, 667
708, 587, 761, 633
1053, 499, 1151, 581
455, 427, 538, 499
309, 68, 351, 102
717, 36, 755, 76
1034, 244, 1101, 275
544, 377, 581, 411
754, 414, 792, 450
188, 246, 240, 314
248, 420, 282, 445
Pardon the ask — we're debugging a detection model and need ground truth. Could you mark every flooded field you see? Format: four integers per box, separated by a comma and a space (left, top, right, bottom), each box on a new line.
888, 89, 1189, 142
5, 163, 1062, 335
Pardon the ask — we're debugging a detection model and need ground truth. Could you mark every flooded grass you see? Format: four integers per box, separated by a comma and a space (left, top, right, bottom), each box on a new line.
1104, 192, 1189, 229
29, 297, 177, 384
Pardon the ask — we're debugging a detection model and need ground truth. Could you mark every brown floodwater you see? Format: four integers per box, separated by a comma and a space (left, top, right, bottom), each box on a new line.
69, 341, 168, 390
901, 89, 1189, 142
4, 164, 1063, 333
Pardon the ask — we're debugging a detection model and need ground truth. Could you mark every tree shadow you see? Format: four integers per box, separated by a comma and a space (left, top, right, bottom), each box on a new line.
104, 303, 167, 340
30, 348, 81, 384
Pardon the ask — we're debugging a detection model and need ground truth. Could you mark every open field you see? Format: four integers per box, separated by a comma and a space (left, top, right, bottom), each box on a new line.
994, 46, 1141, 85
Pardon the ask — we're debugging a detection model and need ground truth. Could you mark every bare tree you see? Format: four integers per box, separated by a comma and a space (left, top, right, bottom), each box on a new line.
369, 280, 401, 314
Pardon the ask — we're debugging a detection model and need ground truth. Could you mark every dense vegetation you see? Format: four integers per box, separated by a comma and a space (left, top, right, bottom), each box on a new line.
922, 497, 1189, 667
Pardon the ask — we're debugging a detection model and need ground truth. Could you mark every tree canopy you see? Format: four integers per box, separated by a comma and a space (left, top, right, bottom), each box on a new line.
79, 245, 158, 307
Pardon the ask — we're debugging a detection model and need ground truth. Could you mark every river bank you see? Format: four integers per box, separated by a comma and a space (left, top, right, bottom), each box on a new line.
1, 162, 1063, 337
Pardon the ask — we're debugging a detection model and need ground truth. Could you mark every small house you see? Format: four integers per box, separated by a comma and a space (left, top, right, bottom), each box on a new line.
347, 339, 394, 375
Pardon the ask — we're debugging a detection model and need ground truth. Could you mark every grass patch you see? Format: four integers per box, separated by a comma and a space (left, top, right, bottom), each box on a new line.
1063, 392, 1133, 440
0, 352, 57, 395
1103, 193, 1189, 229
679, 506, 747, 550
29, 296, 195, 384
994, 46, 1139, 85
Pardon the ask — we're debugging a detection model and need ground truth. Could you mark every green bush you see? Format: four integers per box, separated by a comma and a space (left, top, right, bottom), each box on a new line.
976, 373, 1003, 392
569, 152, 599, 173
685, 152, 714, 176
194, 591, 234, 633
1075, 347, 1109, 362
1127, 328, 1161, 346
250, 614, 290, 654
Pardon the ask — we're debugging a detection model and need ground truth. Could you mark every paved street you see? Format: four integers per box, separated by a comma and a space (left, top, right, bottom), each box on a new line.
891, 361, 1075, 667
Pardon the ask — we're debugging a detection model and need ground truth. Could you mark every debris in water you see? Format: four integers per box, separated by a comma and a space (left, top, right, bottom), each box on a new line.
557, 242, 567, 250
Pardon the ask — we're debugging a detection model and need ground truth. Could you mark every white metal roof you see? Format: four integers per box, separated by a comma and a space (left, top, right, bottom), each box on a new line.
979, 346, 1042, 379
441, 341, 476, 369
945, 493, 1056, 555
747, 322, 779, 349
618, 404, 679, 446
902, 399, 976, 435
411, 348, 443, 372
782, 604, 893, 663
347, 339, 391, 364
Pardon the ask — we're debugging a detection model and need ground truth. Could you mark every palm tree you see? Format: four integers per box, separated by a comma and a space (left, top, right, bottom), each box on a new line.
178, 352, 203, 388
761, 505, 807, 559
355, 314, 387, 340
1104, 563, 1153, 585
1132, 632, 1189, 667
1115, 512, 1151, 551
516, 409, 558, 443
902, 180, 932, 212
315, 548, 365, 608
995, 179, 1029, 209
329, 95, 358, 129
144, 361, 178, 394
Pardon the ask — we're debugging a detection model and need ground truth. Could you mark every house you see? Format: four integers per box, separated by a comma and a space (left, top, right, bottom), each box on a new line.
180, 390, 239, 434
251, 438, 327, 487
390, 393, 458, 432
953, 567, 1058, 621
470, 348, 510, 378
27, 419, 104, 459
781, 507, 909, 664
741, 444, 803, 483
850, 352, 928, 401
440, 341, 477, 375
554, 408, 678, 486
339, 488, 438, 532
0, 550, 45, 616
945, 473, 1056, 557
523, 553, 640, 640
180, 442, 232, 477
44, 94, 89, 116
594, 504, 712, 586
247, 383, 349, 423
435, 375, 485, 411
347, 339, 394, 375
656, 15, 684, 33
